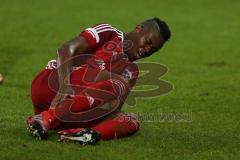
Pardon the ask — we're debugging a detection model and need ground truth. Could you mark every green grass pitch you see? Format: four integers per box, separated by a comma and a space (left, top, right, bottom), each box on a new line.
0, 0, 240, 159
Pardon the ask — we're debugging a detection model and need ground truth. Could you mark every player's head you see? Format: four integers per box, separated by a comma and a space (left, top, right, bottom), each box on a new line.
125, 17, 171, 61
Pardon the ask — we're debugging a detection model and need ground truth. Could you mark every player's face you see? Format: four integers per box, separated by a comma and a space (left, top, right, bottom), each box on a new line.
126, 25, 165, 61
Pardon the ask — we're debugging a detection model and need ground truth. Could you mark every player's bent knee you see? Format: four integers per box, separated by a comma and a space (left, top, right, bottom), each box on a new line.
125, 113, 140, 131
114, 113, 140, 132
111, 79, 130, 99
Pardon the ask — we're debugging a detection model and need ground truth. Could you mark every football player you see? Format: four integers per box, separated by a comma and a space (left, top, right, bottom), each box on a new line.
26, 17, 171, 145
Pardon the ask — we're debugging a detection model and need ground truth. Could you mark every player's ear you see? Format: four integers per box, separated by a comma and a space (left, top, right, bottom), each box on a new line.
134, 25, 144, 33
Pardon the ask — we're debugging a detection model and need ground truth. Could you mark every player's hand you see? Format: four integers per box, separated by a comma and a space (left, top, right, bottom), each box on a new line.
50, 86, 75, 108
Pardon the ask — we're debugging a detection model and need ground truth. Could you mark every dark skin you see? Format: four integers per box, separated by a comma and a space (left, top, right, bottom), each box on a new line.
50, 21, 165, 108
125, 24, 164, 61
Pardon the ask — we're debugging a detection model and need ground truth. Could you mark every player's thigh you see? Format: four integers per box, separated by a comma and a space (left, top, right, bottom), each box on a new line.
31, 69, 57, 108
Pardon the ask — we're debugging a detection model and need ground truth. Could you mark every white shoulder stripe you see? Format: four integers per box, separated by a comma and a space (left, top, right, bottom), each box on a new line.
116, 30, 122, 34
85, 28, 100, 43
93, 24, 111, 29
96, 26, 114, 32
97, 28, 116, 33
86, 24, 124, 44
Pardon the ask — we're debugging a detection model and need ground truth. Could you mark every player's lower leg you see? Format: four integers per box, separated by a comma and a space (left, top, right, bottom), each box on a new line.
27, 78, 130, 140
57, 113, 140, 144
26, 109, 58, 140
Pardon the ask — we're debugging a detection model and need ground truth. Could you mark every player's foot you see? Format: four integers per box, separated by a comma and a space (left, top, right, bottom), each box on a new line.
26, 115, 48, 140
58, 128, 100, 145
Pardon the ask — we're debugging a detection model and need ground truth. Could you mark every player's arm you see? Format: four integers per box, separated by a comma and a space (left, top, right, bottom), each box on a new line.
56, 24, 108, 95
51, 24, 111, 108
51, 36, 92, 108
57, 36, 90, 88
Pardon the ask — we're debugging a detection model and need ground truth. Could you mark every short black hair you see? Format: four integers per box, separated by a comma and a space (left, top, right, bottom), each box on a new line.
153, 17, 171, 42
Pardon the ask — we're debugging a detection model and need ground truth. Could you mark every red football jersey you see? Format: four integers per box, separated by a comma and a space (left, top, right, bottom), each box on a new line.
46, 23, 139, 86
80, 23, 139, 85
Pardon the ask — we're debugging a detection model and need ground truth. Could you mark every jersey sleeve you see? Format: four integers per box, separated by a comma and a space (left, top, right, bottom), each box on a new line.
80, 23, 116, 50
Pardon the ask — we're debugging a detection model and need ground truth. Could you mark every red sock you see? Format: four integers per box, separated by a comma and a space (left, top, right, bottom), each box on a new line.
58, 113, 140, 140
39, 109, 61, 129
92, 113, 140, 140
